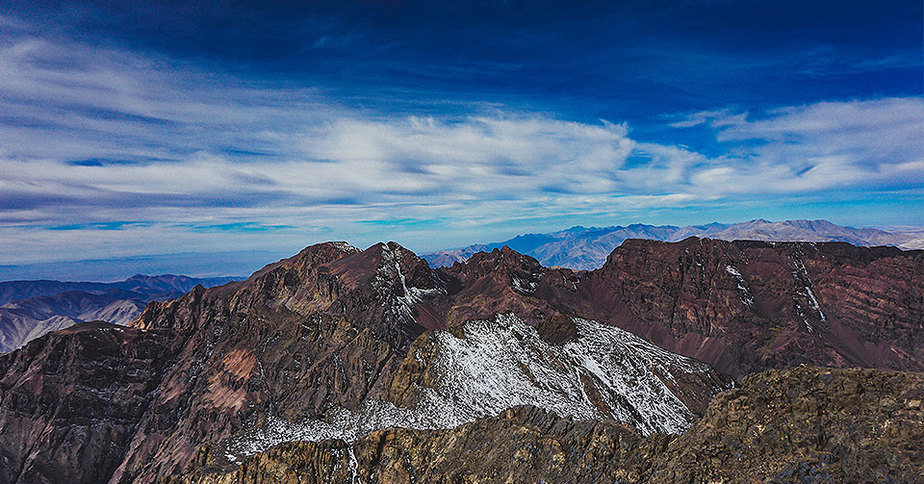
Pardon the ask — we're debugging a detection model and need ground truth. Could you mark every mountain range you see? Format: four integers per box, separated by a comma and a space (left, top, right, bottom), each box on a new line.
422, 219, 924, 270
0, 274, 236, 353
0, 237, 920, 482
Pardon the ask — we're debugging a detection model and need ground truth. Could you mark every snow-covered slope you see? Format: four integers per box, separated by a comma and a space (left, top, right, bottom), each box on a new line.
224, 313, 729, 461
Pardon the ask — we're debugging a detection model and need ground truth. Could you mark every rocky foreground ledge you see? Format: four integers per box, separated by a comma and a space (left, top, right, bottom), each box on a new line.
177, 366, 923, 483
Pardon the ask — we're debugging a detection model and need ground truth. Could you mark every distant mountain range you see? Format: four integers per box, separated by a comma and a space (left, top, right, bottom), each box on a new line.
422, 219, 924, 270
0, 274, 236, 353
0, 273, 236, 306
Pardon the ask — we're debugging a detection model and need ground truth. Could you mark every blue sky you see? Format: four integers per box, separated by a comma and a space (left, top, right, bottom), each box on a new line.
0, 1, 922, 279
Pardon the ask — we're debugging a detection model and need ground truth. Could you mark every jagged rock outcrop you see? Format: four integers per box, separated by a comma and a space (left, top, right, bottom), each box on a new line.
649, 366, 924, 482
435, 246, 582, 327
177, 367, 923, 483
178, 406, 662, 484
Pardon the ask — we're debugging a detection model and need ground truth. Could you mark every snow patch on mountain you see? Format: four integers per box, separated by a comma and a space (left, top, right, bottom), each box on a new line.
510, 275, 537, 295
225, 313, 723, 461
789, 254, 826, 332
373, 243, 444, 323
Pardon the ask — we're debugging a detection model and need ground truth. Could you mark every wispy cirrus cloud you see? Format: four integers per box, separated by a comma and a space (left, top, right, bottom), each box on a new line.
674, 97, 924, 194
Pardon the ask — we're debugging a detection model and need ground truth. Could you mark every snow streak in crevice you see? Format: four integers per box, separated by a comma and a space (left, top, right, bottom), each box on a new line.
725, 265, 754, 308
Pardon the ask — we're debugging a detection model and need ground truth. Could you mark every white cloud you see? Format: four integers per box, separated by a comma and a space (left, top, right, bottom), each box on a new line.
0, 24, 921, 265
684, 97, 924, 194
299, 116, 636, 196
667, 109, 733, 128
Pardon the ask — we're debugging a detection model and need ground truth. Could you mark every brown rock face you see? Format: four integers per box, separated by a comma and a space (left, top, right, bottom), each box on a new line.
177, 367, 923, 484
1, 241, 432, 483
177, 406, 661, 484
582, 239, 924, 376
109, 241, 437, 482
0, 322, 173, 484
407, 238, 923, 378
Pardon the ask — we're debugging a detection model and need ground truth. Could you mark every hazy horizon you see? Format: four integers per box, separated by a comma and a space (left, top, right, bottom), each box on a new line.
3, 217, 923, 282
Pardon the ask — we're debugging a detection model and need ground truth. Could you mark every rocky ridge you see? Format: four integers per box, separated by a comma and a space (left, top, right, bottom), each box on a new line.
583, 239, 924, 376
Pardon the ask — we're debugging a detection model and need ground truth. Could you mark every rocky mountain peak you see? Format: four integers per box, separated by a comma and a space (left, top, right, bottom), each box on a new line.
447, 245, 547, 293
250, 241, 359, 278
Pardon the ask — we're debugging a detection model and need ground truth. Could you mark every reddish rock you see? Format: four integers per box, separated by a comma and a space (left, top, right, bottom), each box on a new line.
581, 238, 924, 376
0, 322, 173, 484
